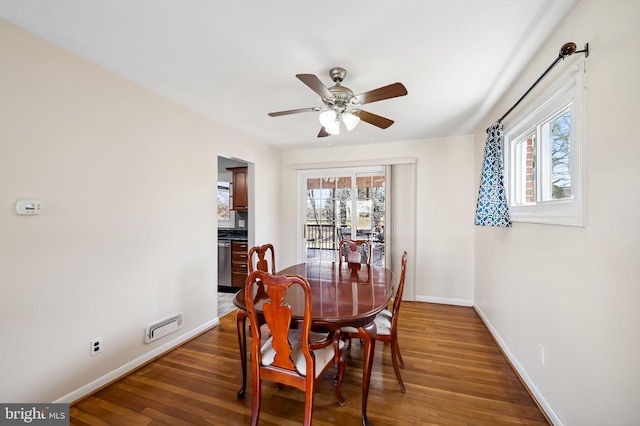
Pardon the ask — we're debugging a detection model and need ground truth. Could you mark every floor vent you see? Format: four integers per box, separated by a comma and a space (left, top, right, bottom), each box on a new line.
145, 313, 183, 344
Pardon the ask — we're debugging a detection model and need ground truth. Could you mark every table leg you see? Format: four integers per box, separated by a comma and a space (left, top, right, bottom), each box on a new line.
236, 309, 247, 399
358, 320, 377, 426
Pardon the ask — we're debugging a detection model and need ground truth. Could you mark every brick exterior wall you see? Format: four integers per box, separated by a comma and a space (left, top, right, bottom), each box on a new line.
525, 136, 535, 203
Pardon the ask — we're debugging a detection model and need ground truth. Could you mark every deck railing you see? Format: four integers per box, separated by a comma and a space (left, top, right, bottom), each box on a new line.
306, 224, 385, 266
305, 224, 337, 250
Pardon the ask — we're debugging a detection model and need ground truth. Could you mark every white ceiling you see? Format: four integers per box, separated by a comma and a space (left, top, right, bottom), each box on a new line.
0, 0, 578, 150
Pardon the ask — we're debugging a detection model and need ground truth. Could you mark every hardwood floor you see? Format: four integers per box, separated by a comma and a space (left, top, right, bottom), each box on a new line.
70, 302, 549, 425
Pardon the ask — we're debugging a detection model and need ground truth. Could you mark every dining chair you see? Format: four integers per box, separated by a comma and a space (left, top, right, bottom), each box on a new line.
342, 250, 408, 392
247, 244, 277, 340
248, 243, 276, 273
245, 270, 346, 426
338, 239, 372, 267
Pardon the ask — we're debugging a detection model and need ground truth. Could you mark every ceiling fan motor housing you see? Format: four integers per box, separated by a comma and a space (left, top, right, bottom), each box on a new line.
325, 85, 355, 112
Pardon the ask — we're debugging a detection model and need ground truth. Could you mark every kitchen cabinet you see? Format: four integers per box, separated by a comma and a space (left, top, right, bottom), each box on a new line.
228, 167, 248, 211
231, 240, 249, 287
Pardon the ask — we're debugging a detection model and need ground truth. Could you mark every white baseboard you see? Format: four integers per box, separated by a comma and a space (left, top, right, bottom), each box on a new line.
55, 317, 221, 404
473, 305, 563, 426
415, 295, 473, 307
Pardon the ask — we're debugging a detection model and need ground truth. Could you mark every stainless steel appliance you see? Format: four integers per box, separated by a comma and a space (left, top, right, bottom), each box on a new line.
218, 240, 232, 289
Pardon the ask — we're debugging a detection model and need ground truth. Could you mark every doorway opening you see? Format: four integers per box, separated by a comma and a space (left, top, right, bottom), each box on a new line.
217, 156, 250, 297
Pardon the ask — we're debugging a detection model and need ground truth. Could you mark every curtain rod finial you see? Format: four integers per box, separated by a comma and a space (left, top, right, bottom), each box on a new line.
559, 42, 577, 58
560, 42, 590, 59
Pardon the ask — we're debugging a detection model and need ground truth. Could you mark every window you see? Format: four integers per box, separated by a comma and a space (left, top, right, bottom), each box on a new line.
217, 182, 235, 228
504, 60, 585, 226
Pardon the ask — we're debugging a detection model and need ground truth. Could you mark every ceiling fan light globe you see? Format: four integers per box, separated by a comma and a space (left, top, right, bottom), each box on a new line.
342, 111, 360, 131
325, 119, 341, 135
319, 110, 338, 128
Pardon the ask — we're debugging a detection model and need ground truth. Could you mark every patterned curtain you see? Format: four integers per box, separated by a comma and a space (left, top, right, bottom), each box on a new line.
475, 122, 511, 227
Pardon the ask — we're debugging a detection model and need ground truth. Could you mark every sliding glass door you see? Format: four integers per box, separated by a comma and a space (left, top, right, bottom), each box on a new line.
300, 166, 386, 267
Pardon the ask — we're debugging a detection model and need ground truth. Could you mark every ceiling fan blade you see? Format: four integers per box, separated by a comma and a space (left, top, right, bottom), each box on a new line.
354, 82, 408, 105
318, 127, 330, 138
353, 110, 395, 129
296, 74, 333, 99
268, 107, 319, 117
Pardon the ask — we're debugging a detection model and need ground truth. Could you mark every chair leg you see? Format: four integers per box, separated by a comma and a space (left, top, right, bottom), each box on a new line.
395, 338, 405, 368
303, 383, 315, 426
335, 353, 346, 406
236, 310, 247, 399
390, 338, 406, 393
250, 377, 261, 426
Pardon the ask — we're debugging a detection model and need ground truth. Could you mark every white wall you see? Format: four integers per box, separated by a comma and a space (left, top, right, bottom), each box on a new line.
0, 19, 281, 403
281, 136, 476, 304
473, 1, 640, 424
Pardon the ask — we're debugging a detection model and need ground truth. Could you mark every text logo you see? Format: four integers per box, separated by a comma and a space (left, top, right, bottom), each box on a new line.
1, 404, 69, 425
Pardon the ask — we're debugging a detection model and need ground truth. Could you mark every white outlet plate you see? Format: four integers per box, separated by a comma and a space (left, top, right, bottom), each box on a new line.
90, 338, 103, 356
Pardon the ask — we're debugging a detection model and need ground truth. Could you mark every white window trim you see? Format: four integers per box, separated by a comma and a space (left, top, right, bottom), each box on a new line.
218, 210, 236, 228
217, 182, 236, 229
504, 59, 585, 227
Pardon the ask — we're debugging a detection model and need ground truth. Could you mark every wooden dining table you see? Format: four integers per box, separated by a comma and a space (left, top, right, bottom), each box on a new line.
233, 260, 395, 426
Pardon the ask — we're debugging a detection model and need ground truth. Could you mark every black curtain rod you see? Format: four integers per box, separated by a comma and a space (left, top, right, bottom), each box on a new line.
487, 42, 589, 132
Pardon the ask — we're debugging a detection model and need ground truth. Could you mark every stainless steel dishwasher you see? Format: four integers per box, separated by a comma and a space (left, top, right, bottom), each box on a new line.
217, 240, 232, 289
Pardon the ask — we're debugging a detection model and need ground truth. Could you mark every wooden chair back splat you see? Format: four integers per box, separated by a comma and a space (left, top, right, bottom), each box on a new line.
248, 244, 276, 274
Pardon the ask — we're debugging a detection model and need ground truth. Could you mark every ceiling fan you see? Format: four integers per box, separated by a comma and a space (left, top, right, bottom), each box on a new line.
268, 67, 408, 138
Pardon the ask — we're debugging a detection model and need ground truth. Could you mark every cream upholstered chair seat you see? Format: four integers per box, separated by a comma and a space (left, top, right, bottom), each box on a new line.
341, 313, 392, 336
261, 330, 345, 378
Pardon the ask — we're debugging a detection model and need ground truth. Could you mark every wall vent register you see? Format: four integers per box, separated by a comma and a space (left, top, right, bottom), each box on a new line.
145, 313, 183, 343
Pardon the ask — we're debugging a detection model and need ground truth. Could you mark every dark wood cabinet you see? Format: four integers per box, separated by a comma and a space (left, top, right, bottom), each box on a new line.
228, 167, 248, 211
231, 240, 249, 287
